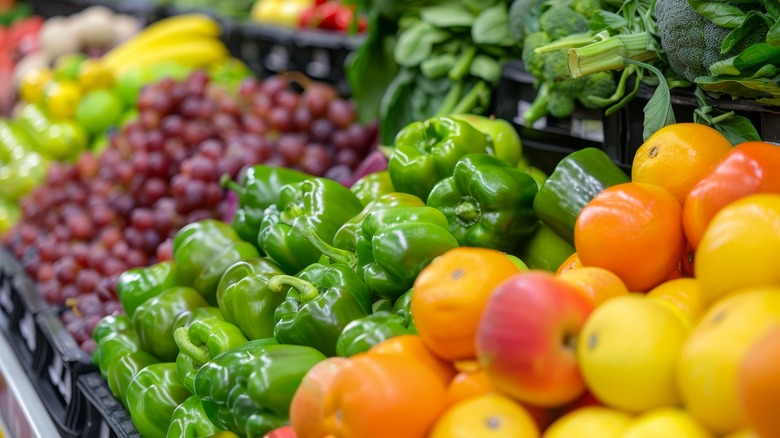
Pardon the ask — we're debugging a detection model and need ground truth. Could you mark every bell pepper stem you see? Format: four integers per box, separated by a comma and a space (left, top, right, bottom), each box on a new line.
302, 226, 357, 267
219, 174, 245, 196
174, 328, 210, 365
268, 275, 320, 303
455, 199, 480, 225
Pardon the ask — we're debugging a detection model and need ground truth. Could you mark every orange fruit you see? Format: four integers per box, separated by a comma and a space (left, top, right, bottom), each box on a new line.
430, 394, 540, 438
738, 326, 780, 438
632, 123, 732, 205
558, 267, 630, 307
446, 369, 496, 407
557, 252, 584, 275
412, 247, 519, 361
574, 182, 685, 292
368, 334, 456, 385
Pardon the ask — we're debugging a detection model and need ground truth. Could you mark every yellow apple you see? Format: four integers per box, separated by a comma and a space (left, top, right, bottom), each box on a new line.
677, 287, 780, 435
647, 278, 704, 321
543, 407, 633, 438
578, 295, 691, 413
620, 408, 713, 438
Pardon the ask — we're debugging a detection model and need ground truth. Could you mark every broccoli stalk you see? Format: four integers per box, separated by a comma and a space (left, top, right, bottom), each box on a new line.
567, 32, 659, 78
522, 81, 551, 126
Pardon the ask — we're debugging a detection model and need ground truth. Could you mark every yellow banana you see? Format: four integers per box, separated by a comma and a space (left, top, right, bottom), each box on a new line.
103, 14, 222, 68
108, 38, 230, 75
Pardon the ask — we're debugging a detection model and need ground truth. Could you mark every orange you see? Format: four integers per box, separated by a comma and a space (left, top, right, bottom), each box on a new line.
290, 357, 349, 438
558, 267, 630, 307
557, 252, 583, 275
412, 247, 519, 361
631, 123, 732, 204
574, 182, 685, 292
647, 278, 705, 321
738, 326, 780, 438
322, 353, 449, 438
446, 369, 496, 407
368, 334, 456, 385
429, 394, 540, 438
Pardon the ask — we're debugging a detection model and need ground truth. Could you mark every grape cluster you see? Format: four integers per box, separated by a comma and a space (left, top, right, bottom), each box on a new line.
3, 71, 377, 353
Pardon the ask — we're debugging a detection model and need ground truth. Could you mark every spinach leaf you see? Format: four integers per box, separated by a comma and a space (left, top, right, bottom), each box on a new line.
379, 68, 417, 145
733, 43, 780, 73
472, 4, 514, 46
710, 114, 762, 144
469, 55, 502, 84
687, 0, 746, 28
394, 21, 435, 67
420, 3, 475, 28
624, 60, 675, 140
768, 16, 780, 46
721, 10, 772, 54
589, 11, 628, 32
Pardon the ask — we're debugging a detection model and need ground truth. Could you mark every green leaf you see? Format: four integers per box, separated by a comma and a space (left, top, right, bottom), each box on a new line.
379, 68, 418, 145
696, 75, 780, 101
421, 53, 458, 79
710, 114, 761, 145
420, 3, 475, 28
624, 60, 675, 140
346, 14, 400, 124
469, 55, 502, 84
589, 11, 628, 32
472, 4, 514, 46
766, 0, 780, 20
394, 21, 435, 67
721, 11, 771, 54
687, 0, 746, 28
733, 43, 780, 73
768, 18, 780, 45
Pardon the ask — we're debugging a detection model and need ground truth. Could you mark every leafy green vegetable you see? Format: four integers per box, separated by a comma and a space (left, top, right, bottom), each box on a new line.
420, 3, 475, 27
624, 60, 675, 140
472, 4, 515, 46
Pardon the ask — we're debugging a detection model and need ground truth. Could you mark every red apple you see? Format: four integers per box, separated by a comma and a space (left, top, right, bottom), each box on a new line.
263, 425, 297, 438
476, 271, 594, 407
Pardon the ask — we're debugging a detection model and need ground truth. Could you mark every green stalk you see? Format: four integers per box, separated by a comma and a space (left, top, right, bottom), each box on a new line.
451, 80, 489, 115
568, 33, 658, 78
174, 328, 210, 365
268, 275, 320, 303
533, 31, 601, 54
521, 81, 551, 127
301, 226, 357, 267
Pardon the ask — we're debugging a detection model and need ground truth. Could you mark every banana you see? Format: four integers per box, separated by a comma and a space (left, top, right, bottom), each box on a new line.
108, 38, 230, 75
102, 14, 222, 69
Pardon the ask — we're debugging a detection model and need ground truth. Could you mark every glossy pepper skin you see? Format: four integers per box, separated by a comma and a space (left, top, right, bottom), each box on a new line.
532, 147, 629, 244
388, 116, 492, 202
92, 315, 132, 346
132, 287, 210, 362
173, 219, 260, 305
166, 396, 220, 438
332, 192, 425, 251
391, 289, 417, 333
269, 263, 373, 356
428, 153, 539, 253
304, 202, 459, 299
193, 339, 326, 436
222, 165, 311, 247
336, 311, 411, 357
683, 141, 780, 249
258, 177, 364, 275
174, 316, 249, 393
216, 258, 286, 340
126, 362, 191, 438
116, 261, 180, 317
350, 170, 395, 207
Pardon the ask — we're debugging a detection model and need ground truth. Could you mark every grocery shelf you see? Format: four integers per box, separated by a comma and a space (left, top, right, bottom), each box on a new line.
0, 328, 60, 438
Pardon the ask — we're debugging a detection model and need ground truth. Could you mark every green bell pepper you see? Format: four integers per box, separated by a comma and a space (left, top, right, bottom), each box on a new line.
332, 192, 425, 251
388, 116, 492, 202
532, 148, 629, 244
92, 314, 132, 346
167, 396, 221, 438
451, 114, 523, 167
174, 316, 249, 393
268, 263, 373, 356
173, 219, 260, 305
116, 261, 180, 318
516, 222, 576, 272
126, 362, 191, 438
427, 153, 539, 253
372, 298, 394, 313
222, 165, 311, 247
94, 328, 139, 382
216, 258, 286, 340
257, 177, 364, 275
335, 311, 411, 357
304, 203, 459, 300
350, 171, 395, 207
109, 349, 161, 409
132, 287, 210, 362
391, 289, 417, 334
193, 339, 326, 436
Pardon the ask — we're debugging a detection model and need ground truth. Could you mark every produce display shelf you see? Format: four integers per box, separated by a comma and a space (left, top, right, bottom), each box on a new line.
0, 326, 60, 438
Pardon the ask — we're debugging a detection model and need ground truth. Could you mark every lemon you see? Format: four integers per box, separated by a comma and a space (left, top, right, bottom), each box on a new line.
647, 278, 704, 321
578, 295, 690, 413
19, 67, 54, 104
620, 408, 714, 438
78, 59, 116, 91
429, 394, 539, 438
543, 407, 633, 438
44, 81, 82, 120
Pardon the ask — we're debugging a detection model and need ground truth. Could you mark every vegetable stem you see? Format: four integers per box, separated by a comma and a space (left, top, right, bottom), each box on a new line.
568, 33, 658, 78
451, 80, 489, 115
174, 328, 210, 365
449, 46, 477, 82
268, 275, 320, 303
302, 226, 357, 267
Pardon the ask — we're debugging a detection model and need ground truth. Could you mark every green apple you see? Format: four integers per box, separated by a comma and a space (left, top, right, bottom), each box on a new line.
116, 66, 154, 107
53, 53, 88, 82
451, 114, 523, 167
76, 89, 124, 136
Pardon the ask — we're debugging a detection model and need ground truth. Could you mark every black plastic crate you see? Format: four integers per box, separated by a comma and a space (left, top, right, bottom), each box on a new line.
29, 0, 159, 23
78, 372, 141, 438
234, 22, 364, 96
33, 311, 99, 437
3, 273, 50, 373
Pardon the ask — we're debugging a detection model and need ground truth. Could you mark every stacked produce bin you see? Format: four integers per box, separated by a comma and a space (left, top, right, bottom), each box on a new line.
1, 0, 779, 437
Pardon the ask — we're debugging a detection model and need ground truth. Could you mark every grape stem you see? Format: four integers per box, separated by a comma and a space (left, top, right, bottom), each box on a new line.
282, 71, 314, 91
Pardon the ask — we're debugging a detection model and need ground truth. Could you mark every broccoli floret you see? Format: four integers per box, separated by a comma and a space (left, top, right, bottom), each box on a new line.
539, 5, 589, 40
546, 87, 576, 118
577, 71, 618, 108
655, 0, 769, 82
571, 0, 602, 19
542, 49, 572, 82
522, 31, 552, 83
